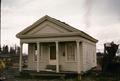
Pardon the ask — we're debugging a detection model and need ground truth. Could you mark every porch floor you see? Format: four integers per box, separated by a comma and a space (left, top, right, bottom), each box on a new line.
20, 70, 78, 79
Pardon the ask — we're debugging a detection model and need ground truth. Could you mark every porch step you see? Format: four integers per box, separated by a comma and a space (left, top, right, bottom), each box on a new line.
29, 72, 65, 79
46, 65, 61, 71
46, 65, 56, 71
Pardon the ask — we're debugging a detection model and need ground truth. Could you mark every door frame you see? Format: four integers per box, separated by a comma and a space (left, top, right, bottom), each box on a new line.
49, 44, 56, 65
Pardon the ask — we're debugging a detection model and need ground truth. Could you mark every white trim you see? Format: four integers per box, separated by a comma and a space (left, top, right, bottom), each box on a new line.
37, 42, 40, 72
19, 43, 23, 72
21, 36, 80, 43
56, 41, 59, 72
76, 40, 80, 73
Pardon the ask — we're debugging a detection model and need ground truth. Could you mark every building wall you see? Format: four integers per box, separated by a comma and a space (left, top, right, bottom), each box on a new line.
82, 42, 96, 72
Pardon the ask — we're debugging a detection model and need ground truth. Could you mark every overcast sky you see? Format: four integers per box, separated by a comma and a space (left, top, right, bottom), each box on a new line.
1, 0, 120, 51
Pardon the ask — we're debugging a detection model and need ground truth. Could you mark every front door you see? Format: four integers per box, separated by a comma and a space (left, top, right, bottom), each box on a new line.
49, 45, 56, 65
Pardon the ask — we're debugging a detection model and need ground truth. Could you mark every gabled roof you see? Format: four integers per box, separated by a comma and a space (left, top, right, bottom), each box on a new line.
16, 15, 98, 43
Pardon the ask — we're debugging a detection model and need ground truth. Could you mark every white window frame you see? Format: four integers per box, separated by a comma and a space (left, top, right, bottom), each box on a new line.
65, 43, 76, 62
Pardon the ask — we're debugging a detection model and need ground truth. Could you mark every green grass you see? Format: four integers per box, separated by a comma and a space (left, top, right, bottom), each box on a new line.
15, 70, 120, 81
81, 70, 120, 81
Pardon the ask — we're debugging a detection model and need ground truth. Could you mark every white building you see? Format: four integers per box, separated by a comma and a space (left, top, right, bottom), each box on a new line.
16, 15, 98, 74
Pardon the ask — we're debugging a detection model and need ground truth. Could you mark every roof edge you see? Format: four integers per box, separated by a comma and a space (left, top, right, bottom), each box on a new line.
16, 32, 98, 43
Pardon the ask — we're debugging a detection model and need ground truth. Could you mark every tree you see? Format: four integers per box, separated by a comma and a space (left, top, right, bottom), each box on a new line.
16, 46, 20, 55
0, 45, 1, 54
2, 45, 9, 54
102, 42, 119, 74
9, 47, 15, 55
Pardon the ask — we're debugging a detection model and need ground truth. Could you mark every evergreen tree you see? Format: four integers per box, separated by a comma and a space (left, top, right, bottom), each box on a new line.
2, 45, 9, 54
9, 47, 15, 55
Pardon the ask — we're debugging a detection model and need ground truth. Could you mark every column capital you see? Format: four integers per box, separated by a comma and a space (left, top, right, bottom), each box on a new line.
76, 40, 82, 44
36, 42, 40, 44
55, 41, 59, 43
76, 40, 80, 43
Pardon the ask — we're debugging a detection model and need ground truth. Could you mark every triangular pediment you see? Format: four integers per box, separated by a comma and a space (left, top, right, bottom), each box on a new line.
16, 15, 81, 36
24, 21, 71, 35
34, 25, 62, 34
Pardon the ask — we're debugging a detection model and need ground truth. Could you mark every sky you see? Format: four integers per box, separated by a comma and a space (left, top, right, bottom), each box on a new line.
1, 0, 120, 52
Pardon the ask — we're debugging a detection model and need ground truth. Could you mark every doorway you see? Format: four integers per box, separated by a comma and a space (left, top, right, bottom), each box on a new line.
49, 45, 56, 65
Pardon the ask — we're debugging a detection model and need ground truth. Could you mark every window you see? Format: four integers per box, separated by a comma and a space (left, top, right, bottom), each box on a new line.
50, 45, 56, 60
66, 43, 76, 61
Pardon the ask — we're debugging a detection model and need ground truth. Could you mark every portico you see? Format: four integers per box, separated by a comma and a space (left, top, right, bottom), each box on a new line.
19, 38, 82, 73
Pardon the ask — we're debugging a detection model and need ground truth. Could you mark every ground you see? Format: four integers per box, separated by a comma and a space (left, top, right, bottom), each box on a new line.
1, 67, 120, 81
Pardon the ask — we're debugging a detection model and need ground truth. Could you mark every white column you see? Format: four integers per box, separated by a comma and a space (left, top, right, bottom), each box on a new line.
76, 40, 80, 73
37, 42, 40, 72
56, 41, 59, 72
19, 43, 23, 72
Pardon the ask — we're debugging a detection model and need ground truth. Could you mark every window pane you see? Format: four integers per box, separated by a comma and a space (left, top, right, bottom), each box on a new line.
50, 46, 56, 60
67, 43, 75, 61
34, 50, 37, 61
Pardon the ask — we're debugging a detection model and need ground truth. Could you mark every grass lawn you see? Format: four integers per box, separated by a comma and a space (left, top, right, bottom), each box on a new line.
15, 70, 120, 81
4, 67, 120, 81
81, 70, 120, 81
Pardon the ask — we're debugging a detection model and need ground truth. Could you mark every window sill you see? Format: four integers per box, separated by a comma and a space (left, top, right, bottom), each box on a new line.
33, 60, 44, 63
65, 61, 77, 63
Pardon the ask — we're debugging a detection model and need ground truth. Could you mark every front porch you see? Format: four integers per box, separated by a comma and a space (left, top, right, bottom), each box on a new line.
19, 40, 82, 74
